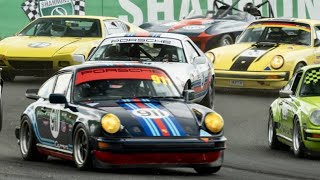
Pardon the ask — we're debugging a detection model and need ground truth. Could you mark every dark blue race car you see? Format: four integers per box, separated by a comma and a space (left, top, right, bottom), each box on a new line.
15, 62, 226, 174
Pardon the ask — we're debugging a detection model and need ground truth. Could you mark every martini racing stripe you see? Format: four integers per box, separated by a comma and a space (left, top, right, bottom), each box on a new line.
119, 101, 157, 136
145, 102, 186, 136
230, 46, 277, 71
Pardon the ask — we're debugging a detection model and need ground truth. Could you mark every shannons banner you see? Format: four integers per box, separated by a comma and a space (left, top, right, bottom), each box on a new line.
21, 0, 85, 20
99, 0, 320, 25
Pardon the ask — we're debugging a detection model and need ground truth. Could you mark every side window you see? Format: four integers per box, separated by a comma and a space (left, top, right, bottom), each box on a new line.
315, 26, 320, 40
291, 72, 303, 95
104, 20, 126, 35
54, 73, 72, 95
184, 41, 199, 63
37, 76, 56, 99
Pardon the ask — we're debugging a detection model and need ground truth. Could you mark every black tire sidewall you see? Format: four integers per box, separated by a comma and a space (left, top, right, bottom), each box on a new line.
219, 34, 233, 47
293, 119, 305, 157
19, 116, 40, 160
73, 123, 92, 170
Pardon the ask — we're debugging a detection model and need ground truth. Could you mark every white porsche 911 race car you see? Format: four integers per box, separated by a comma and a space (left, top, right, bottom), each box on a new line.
87, 32, 215, 109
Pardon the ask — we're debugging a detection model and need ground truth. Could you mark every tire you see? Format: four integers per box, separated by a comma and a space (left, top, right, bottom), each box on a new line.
73, 123, 92, 170
19, 116, 48, 161
268, 111, 282, 149
218, 34, 233, 47
200, 80, 215, 109
293, 118, 306, 158
194, 166, 221, 175
2, 71, 15, 82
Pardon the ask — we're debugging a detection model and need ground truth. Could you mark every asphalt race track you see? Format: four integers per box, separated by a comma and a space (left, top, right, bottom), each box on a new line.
0, 77, 319, 180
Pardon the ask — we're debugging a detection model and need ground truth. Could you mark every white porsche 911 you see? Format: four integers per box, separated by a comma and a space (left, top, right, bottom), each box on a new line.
87, 32, 215, 109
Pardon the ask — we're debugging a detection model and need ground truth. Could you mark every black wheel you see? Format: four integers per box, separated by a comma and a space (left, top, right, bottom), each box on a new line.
19, 116, 48, 161
293, 62, 305, 75
218, 34, 233, 47
200, 80, 215, 109
2, 71, 15, 82
73, 123, 92, 170
194, 166, 221, 175
268, 111, 282, 149
293, 118, 306, 158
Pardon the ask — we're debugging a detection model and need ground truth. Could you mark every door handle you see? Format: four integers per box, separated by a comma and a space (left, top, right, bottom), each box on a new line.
40, 107, 47, 112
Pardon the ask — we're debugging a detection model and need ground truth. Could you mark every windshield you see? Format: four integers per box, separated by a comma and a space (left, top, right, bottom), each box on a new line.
300, 67, 320, 97
89, 37, 186, 63
238, 22, 311, 46
19, 18, 101, 37
74, 67, 181, 102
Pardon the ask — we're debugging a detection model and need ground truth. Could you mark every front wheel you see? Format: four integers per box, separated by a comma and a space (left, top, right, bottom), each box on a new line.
194, 166, 221, 175
19, 116, 47, 161
293, 118, 306, 158
73, 123, 92, 170
268, 111, 283, 149
218, 34, 233, 47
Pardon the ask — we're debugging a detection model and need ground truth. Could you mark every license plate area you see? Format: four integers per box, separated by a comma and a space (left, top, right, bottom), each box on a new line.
230, 80, 244, 86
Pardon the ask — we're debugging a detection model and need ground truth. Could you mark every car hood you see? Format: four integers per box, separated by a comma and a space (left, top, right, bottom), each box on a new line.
211, 43, 310, 71
147, 18, 220, 34
299, 97, 320, 112
0, 36, 98, 58
97, 99, 199, 137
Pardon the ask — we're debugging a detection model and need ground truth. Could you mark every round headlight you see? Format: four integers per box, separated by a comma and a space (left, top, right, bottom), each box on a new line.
310, 110, 320, 125
205, 52, 215, 63
204, 112, 224, 133
101, 114, 121, 134
271, 55, 284, 69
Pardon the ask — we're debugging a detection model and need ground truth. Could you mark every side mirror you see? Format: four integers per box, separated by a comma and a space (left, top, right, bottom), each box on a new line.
183, 90, 195, 102
194, 56, 207, 64
49, 94, 67, 104
25, 89, 39, 100
314, 39, 320, 47
279, 89, 292, 98
73, 54, 85, 63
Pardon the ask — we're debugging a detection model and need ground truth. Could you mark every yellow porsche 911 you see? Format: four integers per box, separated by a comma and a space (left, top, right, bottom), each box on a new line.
206, 18, 320, 90
0, 15, 144, 81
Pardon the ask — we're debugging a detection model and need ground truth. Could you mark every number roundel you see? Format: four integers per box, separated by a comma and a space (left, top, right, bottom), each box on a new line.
132, 108, 170, 119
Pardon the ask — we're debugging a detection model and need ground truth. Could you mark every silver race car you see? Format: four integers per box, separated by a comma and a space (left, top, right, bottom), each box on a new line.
87, 33, 214, 109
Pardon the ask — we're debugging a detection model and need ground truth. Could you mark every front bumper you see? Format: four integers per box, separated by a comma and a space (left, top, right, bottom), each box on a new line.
215, 70, 290, 90
304, 129, 320, 152
92, 137, 226, 167
0, 57, 79, 76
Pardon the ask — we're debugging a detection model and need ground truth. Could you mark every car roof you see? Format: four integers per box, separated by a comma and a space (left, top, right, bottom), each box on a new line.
37, 15, 117, 21
59, 61, 169, 73
106, 32, 188, 40
254, 18, 320, 25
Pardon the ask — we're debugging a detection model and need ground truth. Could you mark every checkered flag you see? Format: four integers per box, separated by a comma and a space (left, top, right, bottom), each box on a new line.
21, 0, 86, 21
21, 0, 40, 21
74, 0, 85, 15
304, 69, 320, 84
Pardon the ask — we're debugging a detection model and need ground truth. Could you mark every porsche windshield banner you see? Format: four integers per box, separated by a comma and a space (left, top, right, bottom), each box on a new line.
21, 0, 85, 21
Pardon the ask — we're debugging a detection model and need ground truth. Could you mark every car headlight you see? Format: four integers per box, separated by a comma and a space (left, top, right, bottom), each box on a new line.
205, 52, 215, 63
101, 113, 121, 134
204, 112, 224, 133
310, 110, 320, 125
73, 54, 85, 63
271, 55, 284, 69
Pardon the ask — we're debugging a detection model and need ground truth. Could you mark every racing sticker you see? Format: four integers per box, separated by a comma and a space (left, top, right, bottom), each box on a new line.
50, 109, 60, 139
182, 25, 206, 30
304, 69, 320, 84
28, 42, 51, 48
118, 99, 186, 137
230, 46, 277, 71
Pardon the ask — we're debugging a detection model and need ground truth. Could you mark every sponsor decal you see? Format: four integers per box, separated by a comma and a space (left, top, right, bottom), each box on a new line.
61, 121, 67, 133
39, 0, 74, 16
182, 25, 205, 30
76, 67, 169, 85
162, 22, 179, 27
132, 108, 170, 119
28, 42, 51, 48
